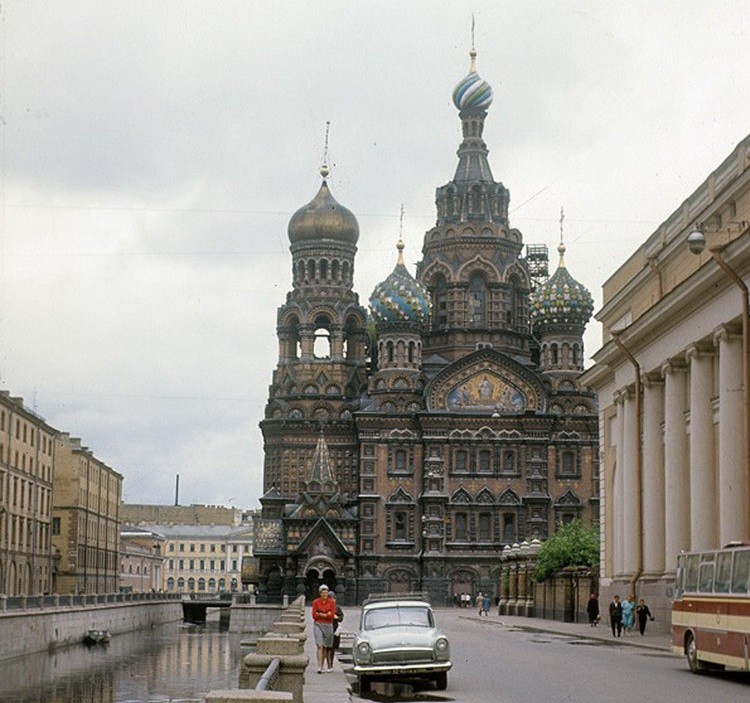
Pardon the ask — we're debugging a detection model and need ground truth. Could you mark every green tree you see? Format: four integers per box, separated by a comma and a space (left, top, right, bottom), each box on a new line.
532, 519, 599, 582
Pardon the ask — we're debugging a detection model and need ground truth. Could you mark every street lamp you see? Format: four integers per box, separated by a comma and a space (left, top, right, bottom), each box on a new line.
687, 221, 750, 540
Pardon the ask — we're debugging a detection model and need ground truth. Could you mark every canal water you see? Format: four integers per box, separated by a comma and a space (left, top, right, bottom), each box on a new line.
0, 620, 249, 702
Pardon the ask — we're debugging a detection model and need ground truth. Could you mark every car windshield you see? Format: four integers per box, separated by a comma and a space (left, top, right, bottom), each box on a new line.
364, 605, 433, 630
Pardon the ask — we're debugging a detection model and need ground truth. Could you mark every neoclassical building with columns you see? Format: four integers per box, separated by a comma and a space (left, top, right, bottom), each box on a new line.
582, 133, 750, 629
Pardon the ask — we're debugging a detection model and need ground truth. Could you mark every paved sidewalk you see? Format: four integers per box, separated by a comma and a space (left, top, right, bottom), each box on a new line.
299, 607, 671, 702
457, 610, 671, 651
302, 609, 352, 703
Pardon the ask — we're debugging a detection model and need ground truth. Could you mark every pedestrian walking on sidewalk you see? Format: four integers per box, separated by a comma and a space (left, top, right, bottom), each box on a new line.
326, 592, 344, 671
609, 594, 623, 637
482, 593, 491, 616
586, 593, 600, 627
476, 592, 484, 615
312, 584, 336, 673
635, 598, 654, 636
621, 594, 636, 634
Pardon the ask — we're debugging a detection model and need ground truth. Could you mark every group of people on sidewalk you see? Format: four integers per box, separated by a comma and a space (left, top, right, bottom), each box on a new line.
475, 591, 492, 616
311, 584, 344, 674
587, 593, 654, 637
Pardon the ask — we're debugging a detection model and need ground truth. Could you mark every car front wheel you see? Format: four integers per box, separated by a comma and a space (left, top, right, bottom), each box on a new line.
434, 671, 448, 690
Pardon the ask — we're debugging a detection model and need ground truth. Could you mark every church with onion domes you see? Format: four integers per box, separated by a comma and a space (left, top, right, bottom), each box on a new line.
252, 48, 599, 606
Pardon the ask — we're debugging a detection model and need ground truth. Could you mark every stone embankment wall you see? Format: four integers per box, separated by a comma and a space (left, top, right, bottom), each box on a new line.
206, 596, 308, 703
0, 595, 182, 660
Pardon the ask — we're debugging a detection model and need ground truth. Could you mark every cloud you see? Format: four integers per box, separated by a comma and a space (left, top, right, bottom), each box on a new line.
2, 0, 750, 508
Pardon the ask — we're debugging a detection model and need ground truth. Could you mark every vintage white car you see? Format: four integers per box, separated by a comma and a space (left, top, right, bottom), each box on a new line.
351, 595, 451, 693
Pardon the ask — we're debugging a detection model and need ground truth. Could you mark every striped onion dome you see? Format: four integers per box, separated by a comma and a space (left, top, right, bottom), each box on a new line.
452, 49, 493, 111
529, 243, 594, 330
369, 241, 430, 324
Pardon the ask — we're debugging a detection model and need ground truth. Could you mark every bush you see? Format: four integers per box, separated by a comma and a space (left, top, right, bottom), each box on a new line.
532, 520, 599, 582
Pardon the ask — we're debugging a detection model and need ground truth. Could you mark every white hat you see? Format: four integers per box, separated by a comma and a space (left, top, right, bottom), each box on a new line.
319, 584, 329, 592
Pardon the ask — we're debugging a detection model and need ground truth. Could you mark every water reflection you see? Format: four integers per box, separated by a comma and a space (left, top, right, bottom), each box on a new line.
0, 621, 248, 703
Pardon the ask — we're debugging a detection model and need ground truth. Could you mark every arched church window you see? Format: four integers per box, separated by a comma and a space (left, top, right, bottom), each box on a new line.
551, 343, 559, 365
572, 343, 580, 367
342, 260, 350, 284
332, 259, 340, 282
386, 340, 394, 363
307, 260, 315, 281
313, 315, 332, 359
320, 259, 328, 280
297, 260, 305, 283
469, 272, 486, 327
432, 274, 448, 330
408, 341, 415, 363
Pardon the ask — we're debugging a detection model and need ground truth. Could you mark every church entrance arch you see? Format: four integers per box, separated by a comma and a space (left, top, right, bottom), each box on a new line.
450, 569, 476, 604
304, 557, 338, 599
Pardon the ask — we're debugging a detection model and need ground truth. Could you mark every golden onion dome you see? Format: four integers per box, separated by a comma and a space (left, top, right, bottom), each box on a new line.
288, 176, 359, 246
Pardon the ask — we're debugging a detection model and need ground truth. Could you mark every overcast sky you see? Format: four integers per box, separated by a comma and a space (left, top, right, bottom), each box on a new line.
2, 1, 749, 509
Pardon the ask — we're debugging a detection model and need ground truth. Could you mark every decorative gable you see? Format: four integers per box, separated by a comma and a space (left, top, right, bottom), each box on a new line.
425, 348, 545, 413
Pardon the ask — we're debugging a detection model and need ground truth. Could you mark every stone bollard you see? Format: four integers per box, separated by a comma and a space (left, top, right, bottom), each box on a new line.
239, 654, 308, 703
205, 691, 292, 703
256, 636, 304, 656
272, 622, 305, 636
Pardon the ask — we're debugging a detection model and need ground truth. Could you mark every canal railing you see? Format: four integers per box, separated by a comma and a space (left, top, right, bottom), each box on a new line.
0, 591, 181, 613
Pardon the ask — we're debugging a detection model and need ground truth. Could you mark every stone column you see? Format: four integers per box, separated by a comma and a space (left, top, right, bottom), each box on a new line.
662, 361, 690, 570
715, 326, 747, 545
613, 391, 626, 577
298, 326, 314, 360
686, 345, 717, 551
641, 374, 665, 574
621, 386, 638, 575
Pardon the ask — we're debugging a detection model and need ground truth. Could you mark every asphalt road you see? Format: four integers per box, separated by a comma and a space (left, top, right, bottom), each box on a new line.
344, 608, 750, 703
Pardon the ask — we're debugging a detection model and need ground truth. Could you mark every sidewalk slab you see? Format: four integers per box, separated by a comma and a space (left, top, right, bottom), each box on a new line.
302, 611, 351, 703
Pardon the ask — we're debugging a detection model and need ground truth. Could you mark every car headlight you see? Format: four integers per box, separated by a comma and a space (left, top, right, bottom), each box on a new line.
434, 637, 450, 660
354, 640, 372, 664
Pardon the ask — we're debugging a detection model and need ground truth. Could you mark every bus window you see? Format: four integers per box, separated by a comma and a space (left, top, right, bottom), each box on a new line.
674, 555, 685, 598
731, 550, 750, 594
714, 551, 732, 593
698, 562, 714, 593
684, 554, 700, 592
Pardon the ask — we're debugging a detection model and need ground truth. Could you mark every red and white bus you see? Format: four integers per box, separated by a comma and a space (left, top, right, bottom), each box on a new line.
672, 543, 750, 673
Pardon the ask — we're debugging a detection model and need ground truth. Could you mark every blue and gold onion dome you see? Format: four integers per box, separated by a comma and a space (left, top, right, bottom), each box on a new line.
529, 243, 594, 329
288, 169, 359, 245
452, 49, 493, 111
370, 242, 431, 324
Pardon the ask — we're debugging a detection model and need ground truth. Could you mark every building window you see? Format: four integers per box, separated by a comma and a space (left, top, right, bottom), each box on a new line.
52, 517, 60, 535
502, 450, 516, 473
454, 512, 468, 541
559, 450, 577, 476
478, 449, 491, 472
455, 449, 468, 471
433, 274, 448, 329
479, 513, 492, 541
394, 512, 407, 541
503, 514, 515, 542
393, 448, 407, 472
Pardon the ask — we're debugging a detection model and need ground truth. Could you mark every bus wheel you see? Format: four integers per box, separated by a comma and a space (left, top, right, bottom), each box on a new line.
685, 633, 706, 674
